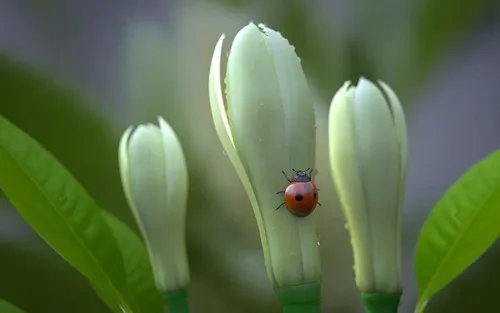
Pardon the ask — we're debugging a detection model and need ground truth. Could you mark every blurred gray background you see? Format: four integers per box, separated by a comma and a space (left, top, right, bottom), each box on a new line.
0, 0, 500, 312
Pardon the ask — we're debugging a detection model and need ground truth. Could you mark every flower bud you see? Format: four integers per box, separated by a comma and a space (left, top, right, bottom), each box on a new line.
118, 117, 190, 292
328, 78, 408, 294
208, 22, 321, 287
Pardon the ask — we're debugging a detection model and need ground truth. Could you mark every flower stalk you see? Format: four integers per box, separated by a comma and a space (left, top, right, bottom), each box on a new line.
275, 283, 322, 313
163, 289, 190, 313
361, 293, 401, 313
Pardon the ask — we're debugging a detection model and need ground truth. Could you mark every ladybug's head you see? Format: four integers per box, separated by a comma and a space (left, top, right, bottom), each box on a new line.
292, 168, 312, 182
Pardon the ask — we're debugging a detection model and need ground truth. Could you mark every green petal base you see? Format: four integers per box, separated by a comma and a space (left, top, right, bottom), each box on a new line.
361, 292, 401, 313
275, 283, 321, 313
163, 288, 190, 313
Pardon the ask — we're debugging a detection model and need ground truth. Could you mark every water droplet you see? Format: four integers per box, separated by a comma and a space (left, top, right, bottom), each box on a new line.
317, 241, 321, 246
222, 150, 227, 156
344, 223, 349, 231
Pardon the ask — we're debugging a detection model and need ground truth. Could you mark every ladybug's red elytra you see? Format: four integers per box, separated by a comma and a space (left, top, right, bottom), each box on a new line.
276, 168, 321, 218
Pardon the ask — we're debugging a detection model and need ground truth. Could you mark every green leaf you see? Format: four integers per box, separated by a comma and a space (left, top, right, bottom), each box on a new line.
0, 53, 130, 222
88, 281, 123, 313
0, 114, 135, 312
414, 150, 500, 312
100, 210, 163, 313
0, 299, 26, 313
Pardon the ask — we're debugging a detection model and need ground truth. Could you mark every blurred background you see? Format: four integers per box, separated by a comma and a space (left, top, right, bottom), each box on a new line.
1, 0, 500, 312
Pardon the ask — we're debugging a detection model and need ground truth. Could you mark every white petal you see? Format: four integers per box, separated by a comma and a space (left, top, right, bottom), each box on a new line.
208, 34, 236, 148
156, 117, 190, 290
352, 78, 401, 291
126, 124, 165, 240
207, 31, 265, 278
226, 22, 320, 286
118, 126, 135, 220
378, 80, 407, 287
328, 82, 374, 290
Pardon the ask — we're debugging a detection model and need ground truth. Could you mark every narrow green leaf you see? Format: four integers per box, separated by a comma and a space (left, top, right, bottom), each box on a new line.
414, 150, 500, 312
100, 210, 163, 313
0, 299, 26, 313
0, 53, 130, 221
89, 281, 123, 313
0, 114, 134, 311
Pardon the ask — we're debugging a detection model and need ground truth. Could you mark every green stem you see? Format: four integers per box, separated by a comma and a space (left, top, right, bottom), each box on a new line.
163, 288, 190, 313
361, 292, 401, 313
275, 283, 321, 313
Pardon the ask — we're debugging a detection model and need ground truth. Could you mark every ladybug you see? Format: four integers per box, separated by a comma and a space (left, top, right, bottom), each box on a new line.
276, 168, 321, 218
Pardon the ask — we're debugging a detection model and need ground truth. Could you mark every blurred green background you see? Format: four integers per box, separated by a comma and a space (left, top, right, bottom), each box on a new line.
1, 0, 500, 312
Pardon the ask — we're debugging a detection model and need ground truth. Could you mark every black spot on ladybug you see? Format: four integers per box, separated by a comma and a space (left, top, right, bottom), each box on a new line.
295, 194, 304, 201
314, 193, 318, 199
304, 183, 313, 191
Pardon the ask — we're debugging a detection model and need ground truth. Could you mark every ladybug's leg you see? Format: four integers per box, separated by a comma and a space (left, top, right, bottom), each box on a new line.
277, 190, 285, 194
276, 202, 285, 210
281, 170, 292, 182
306, 168, 313, 179
317, 202, 322, 206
